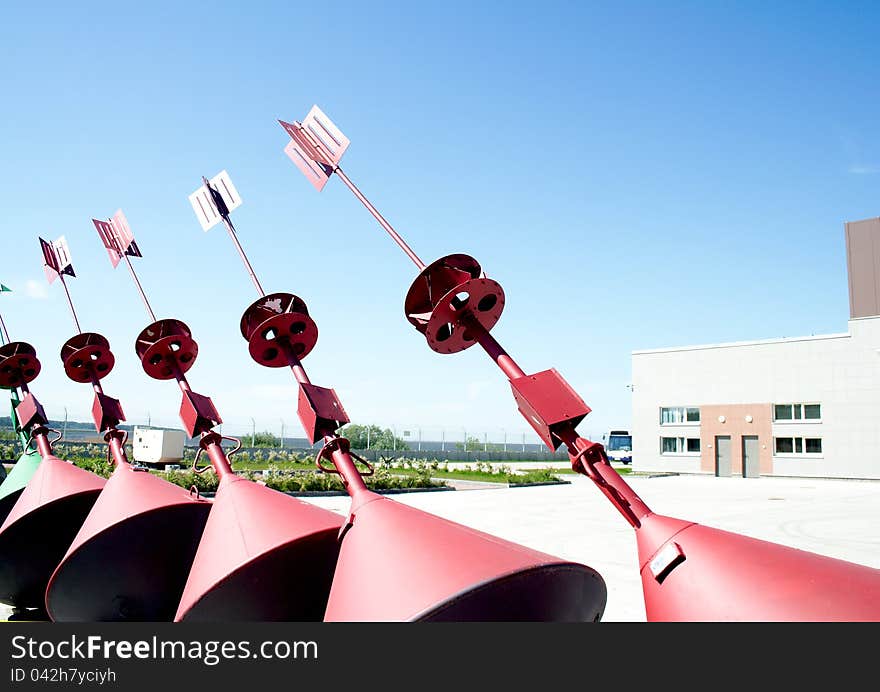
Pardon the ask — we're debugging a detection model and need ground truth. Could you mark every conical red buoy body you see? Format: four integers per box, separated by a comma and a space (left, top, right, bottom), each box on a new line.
45, 465, 212, 621
324, 490, 606, 622
174, 476, 343, 621
0, 454, 105, 609
636, 513, 880, 621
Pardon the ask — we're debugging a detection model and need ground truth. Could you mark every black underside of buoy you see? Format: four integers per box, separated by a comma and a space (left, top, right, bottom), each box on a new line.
178, 528, 341, 622
47, 502, 212, 621
0, 492, 100, 609
415, 564, 606, 622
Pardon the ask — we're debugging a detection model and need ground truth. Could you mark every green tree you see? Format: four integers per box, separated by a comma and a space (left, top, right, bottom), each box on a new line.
251, 431, 280, 447
340, 424, 409, 451
455, 436, 483, 451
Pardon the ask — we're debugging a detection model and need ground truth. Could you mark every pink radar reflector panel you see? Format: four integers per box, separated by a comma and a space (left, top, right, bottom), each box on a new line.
39, 236, 75, 284
283, 140, 332, 192
93, 211, 142, 268
280, 105, 350, 191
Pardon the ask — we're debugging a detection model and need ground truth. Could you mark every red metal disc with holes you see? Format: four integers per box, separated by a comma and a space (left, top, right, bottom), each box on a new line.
0, 342, 41, 389
404, 255, 505, 354
240, 293, 318, 367
135, 320, 198, 380
60, 333, 115, 383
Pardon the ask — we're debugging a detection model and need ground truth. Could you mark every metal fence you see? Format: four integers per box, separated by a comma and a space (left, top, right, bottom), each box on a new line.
0, 408, 586, 462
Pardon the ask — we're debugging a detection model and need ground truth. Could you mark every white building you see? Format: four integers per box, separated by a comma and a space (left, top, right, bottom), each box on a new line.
631, 216, 880, 480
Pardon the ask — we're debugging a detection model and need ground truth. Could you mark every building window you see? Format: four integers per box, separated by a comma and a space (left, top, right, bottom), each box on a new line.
774, 437, 822, 455
775, 437, 793, 453
774, 403, 821, 422
661, 437, 679, 453
805, 438, 822, 453
660, 407, 700, 425
661, 437, 701, 455
803, 404, 821, 419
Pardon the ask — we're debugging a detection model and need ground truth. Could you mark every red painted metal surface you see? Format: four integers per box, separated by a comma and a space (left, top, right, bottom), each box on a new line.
91, 392, 124, 434
0, 342, 41, 389
282, 106, 880, 621
297, 382, 350, 445
240, 293, 318, 366
14, 391, 47, 432
179, 389, 222, 438
510, 369, 591, 451
404, 254, 505, 354
174, 470, 341, 622
315, 435, 605, 621
60, 333, 115, 383
323, 476, 604, 621
135, 319, 199, 380
635, 514, 880, 621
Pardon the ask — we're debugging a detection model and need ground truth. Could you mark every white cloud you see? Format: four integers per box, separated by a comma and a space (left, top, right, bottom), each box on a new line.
24, 280, 49, 299
849, 164, 879, 175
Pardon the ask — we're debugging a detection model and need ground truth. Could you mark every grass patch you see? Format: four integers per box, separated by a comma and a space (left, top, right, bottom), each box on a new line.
549, 466, 632, 476
508, 468, 566, 485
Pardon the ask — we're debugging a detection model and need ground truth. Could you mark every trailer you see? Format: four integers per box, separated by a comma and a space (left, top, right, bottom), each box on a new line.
132, 427, 185, 466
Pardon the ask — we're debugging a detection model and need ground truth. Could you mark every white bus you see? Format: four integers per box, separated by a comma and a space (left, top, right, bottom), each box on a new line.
602, 430, 632, 465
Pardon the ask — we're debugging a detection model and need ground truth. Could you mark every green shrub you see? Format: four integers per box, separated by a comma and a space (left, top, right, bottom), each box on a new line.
162, 469, 219, 493
507, 468, 561, 484
72, 456, 114, 478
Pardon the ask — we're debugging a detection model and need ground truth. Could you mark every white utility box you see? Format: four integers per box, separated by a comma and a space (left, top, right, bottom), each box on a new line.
132, 427, 186, 465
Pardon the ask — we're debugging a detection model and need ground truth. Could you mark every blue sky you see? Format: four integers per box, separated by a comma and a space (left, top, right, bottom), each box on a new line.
0, 1, 877, 444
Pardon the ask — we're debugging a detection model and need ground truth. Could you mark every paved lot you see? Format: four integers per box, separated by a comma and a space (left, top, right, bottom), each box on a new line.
4, 473, 879, 622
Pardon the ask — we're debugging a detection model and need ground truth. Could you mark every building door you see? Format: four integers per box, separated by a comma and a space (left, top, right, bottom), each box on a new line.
742, 436, 760, 478
715, 436, 732, 477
